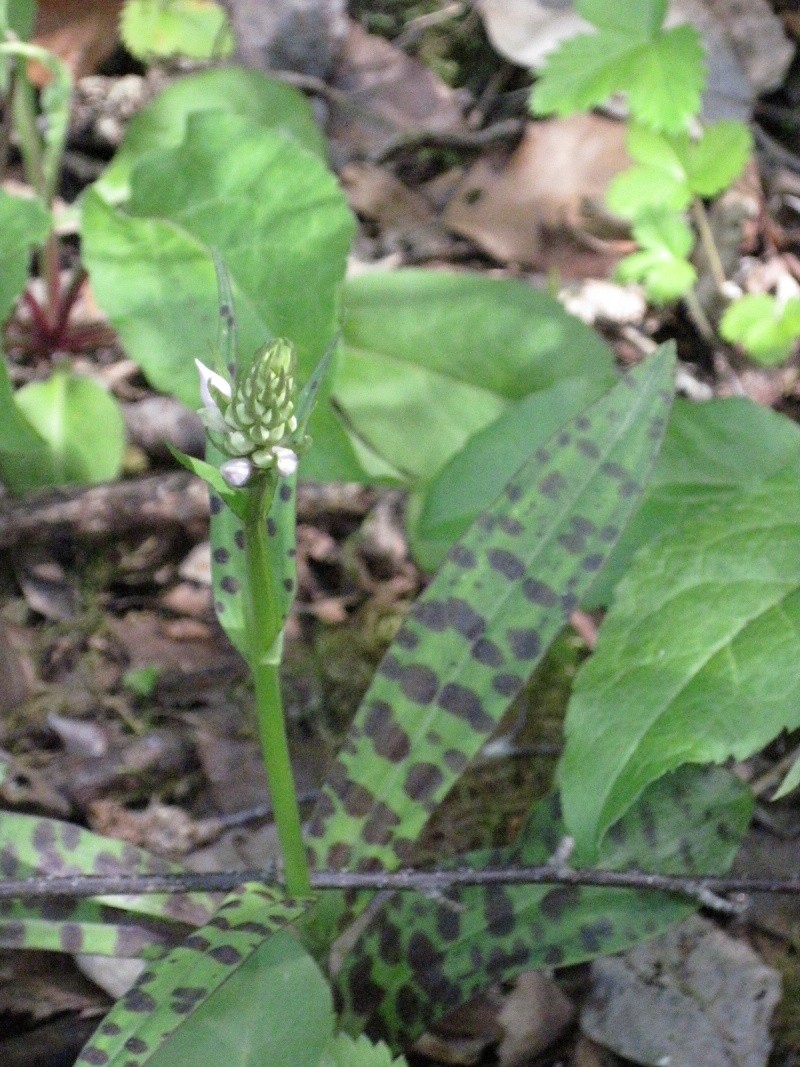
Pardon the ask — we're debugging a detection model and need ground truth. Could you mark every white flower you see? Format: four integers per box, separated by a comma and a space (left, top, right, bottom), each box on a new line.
195, 358, 231, 433
220, 457, 253, 487
273, 446, 298, 478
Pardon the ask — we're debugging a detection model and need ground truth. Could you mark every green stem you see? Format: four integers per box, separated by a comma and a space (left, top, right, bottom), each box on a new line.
243, 486, 311, 897
11, 68, 45, 201
691, 198, 727, 294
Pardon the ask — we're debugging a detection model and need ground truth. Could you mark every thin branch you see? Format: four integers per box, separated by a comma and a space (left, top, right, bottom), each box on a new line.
0, 865, 797, 904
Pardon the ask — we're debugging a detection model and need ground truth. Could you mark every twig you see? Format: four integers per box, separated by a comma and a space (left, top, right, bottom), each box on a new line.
691, 198, 728, 293
370, 118, 525, 165
0, 864, 795, 902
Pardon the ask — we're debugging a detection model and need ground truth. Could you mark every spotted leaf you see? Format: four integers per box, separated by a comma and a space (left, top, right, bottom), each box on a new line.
0, 812, 216, 929
337, 765, 751, 1044
77, 884, 310, 1067
306, 346, 675, 874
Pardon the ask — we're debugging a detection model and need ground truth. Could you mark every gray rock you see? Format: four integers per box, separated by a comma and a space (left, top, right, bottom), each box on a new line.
581, 916, 781, 1067
221, 0, 348, 78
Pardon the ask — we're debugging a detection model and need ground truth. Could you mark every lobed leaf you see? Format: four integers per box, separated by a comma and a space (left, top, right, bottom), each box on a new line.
615, 211, 696, 302
337, 765, 751, 1044
121, 0, 234, 61
77, 885, 310, 1067
306, 346, 675, 875
560, 470, 800, 859
719, 293, 800, 365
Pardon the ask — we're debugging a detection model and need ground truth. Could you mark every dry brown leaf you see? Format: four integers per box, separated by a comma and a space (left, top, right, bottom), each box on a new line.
328, 21, 466, 160
442, 115, 629, 275
33, 0, 124, 82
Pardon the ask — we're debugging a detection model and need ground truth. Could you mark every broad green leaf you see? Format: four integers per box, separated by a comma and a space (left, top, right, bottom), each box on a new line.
773, 749, 800, 800
578, 0, 667, 39
588, 396, 800, 605
143, 929, 331, 1067
0, 0, 35, 38
82, 112, 359, 480
322, 1034, 408, 1067
77, 887, 310, 1067
15, 371, 126, 487
0, 811, 216, 928
615, 211, 696, 302
338, 765, 751, 1044
409, 375, 615, 571
0, 189, 50, 323
337, 271, 614, 484
0, 357, 52, 494
560, 470, 800, 860
532, 22, 706, 134
306, 347, 675, 874
607, 121, 753, 218
94, 68, 326, 205
720, 293, 800, 365
121, 0, 234, 61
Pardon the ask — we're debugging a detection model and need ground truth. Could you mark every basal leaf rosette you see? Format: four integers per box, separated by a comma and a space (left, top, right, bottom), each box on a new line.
196, 339, 308, 487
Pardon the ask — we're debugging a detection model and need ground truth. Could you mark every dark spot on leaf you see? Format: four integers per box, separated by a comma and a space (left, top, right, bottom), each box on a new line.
471, 637, 504, 667
395, 983, 422, 1026
488, 548, 525, 580
443, 749, 468, 773
234, 529, 245, 549
99, 1023, 122, 1036
266, 518, 277, 536
124, 988, 157, 1013
583, 554, 604, 571
492, 673, 521, 696
220, 576, 240, 594
363, 700, 411, 762
416, 600, 448, 631
601, 462, 626, 480
607, 821, 627, 845
184, 934, 212, 952
59, 923, 84, 953
283, 578, 294, 592
279, 483, 292, 502
362, 803, 401, 844
640, 803, 657, 846
80, 1049, 110, 1065
436, 904, 461, 941
522, 579, 558, 606
347, 953, 383, 1016
0, 920, 25, 947
326, 842, 352, 868
438, 683, 494, 731
577, 438, 600, 459
395, 628, 420, 651
485, 888, 515, 936
213, 547, 230, 564
394, 837, 416, 863
378, 653, 404, 681
404, 763, 444, 804
535, 448, 550, 464
210, 944, 242, 965
0, 847, 18, 877
336, 779, 375, 819
379, 921, 402, 965
620, 480, 639, 497
210, 495, 223, 515
124, 1038, 148, 1055
507, 627, 541, 660
558, 532, 586, 553
499, 517, 524, 536
400, 664, 439, 705
450, 545, 477, 569
540, 886, 580, 920
576, 415, 591, 430
557, 432, 571, 446
580, 919, 614, 952
539, 472, 567, 499
599, 524, 619, 542
447, 598, 486, 640
61, 822, 81, 850
544, 944, 565, 966
33, 821, 56, 852
506, 483, 523, 502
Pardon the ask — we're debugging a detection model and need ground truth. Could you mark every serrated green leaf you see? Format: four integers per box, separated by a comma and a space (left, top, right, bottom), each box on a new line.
560, 470, 800, 860
588, 396, 800, 605
77, 886, 310, 1067
94, 67, 326, 205
338, 765, 750, 1044
720, 293, 800, 365
615, 211, 696, 301
322, 1033, 408, 1067
608, 121, 752, 218
121, 0, 234, 61
14, 371, 126, 487
532, 23, 705, 134
306, 347, 675, 875
338, 271, 614, 485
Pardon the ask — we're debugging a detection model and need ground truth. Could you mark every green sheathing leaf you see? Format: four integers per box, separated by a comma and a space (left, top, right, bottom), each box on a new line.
560, 470, 800, 860
0, 812, 216, 928
77, 886, 309, 1067
532, 8, 706, 134
94, 67, 326, 204
588, 396, 800, 605
305, 346, 675, 874
720, 293, 800, 365
337, 271, 614, 485
0, 189, 50, 323
121, 0, 234, 61
409, 375, 615, 570
14, 371, 126, 487
338, 766, 751, 1044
